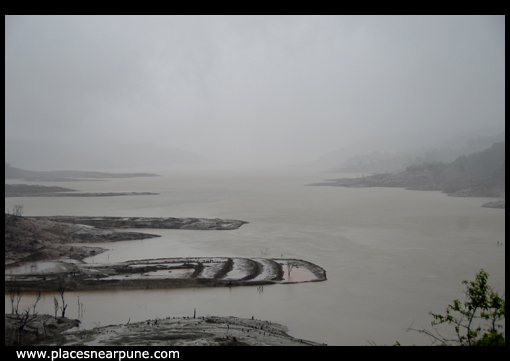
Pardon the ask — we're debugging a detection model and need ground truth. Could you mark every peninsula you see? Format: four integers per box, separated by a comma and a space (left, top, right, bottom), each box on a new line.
5, 184, 158, 197
309, 141, 505, 206
5, 214, 325, 293
5, 214, 248, 268
5, 163, 160, 182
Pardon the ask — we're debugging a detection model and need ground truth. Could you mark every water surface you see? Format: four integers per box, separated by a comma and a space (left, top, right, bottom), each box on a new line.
5, 166, 505, 345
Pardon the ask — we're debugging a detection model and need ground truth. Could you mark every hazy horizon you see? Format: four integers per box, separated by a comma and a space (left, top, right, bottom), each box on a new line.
5, 15, 505, 168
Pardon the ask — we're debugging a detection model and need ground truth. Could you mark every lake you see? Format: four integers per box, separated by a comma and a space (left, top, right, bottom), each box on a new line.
5, 165, 505, 345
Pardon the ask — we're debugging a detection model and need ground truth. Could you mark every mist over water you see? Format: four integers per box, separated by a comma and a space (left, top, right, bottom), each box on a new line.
5, 166, 505, 345
5, 16, 505, 345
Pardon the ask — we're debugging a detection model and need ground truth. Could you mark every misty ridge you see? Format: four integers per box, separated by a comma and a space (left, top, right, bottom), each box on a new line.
5, 127, 505, 174
5, 128, 505, 202
317, 128, 505, 174
310, 140, 505, 203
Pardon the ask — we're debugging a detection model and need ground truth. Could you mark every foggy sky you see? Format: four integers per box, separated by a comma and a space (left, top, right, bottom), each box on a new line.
5, 15, 505, 166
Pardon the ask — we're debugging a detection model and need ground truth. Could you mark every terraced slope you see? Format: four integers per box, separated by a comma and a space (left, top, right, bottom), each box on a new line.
6, 257, 326, 292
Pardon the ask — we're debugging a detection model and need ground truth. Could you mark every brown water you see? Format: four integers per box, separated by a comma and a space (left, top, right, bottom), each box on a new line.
5, 165, 505, 345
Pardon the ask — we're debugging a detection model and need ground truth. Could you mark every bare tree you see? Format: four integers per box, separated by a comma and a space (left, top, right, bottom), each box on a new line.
9, 282, 17, 314
8, 281, 23, 315
53, 296, 59, 319
9, 290, 43, 345
58, 280, 68, 318
12, 204, 24, 218
32, 290, 42, 315
286, 262, 297, 277
14, 308, 39, 345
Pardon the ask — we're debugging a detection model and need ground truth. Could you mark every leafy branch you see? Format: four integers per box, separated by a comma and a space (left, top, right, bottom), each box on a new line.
404, 269, 505, 346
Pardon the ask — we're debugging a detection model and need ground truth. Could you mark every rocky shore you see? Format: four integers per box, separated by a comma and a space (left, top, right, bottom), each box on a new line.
5, 184, 159, 197
5, 214, 327, 346
6, 314, 325, 346
5, 215, 161, 268
29, 216, 249, 231
5, 314, 81, 346
308, 171, 505, 207
6, 215, 326, 293
481, 200, 505, 209
5, 164, 160, 182
6, 256, 327, 292
5, 215, 248, 269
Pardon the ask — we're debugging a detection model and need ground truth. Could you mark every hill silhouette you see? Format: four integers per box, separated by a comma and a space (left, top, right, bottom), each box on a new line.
309, 142, 505, 200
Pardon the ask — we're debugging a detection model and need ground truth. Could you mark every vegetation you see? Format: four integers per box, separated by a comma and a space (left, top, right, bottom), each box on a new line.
313, 142, 505, 199
7, 282, 44, 345
332, 133, 505, 174
405, 269, 505, 346
406, 141, 505, 180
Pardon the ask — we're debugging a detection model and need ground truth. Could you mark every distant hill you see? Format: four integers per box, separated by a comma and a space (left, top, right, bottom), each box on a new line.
5, 163, 160, 182
309, 142, 505, 199
317, 129, 504, 174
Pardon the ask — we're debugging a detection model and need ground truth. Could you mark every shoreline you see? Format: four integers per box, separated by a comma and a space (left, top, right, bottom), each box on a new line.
5, 214, 327, 346
307, 173, 505, 208
6, 257, 327, 292
28, 216, 249, 230
6, 314, 326, 346
5, 215, 248, 268
5, 215, 325, 293
5, 184, 159, 197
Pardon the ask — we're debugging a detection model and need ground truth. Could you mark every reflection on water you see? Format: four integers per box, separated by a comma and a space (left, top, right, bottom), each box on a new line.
283, 267, 316, 282
6, 261, 75, 275
4, 167, 505, 345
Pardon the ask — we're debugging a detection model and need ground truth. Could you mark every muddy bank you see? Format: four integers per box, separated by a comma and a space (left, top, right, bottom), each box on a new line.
20, 315, 325, 346
6, 184, 77, 196
5, 215, 248, 268
4, 215, 161, 268
29, 216, 249, 230
482, 200, 505, 209
5, 164, 160, 182
5, 184, 159, 197
308, 172, 505, 205
6, 257, 327, 292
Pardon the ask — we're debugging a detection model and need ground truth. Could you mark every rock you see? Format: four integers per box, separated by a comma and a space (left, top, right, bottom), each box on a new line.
32, 316, 326, 346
